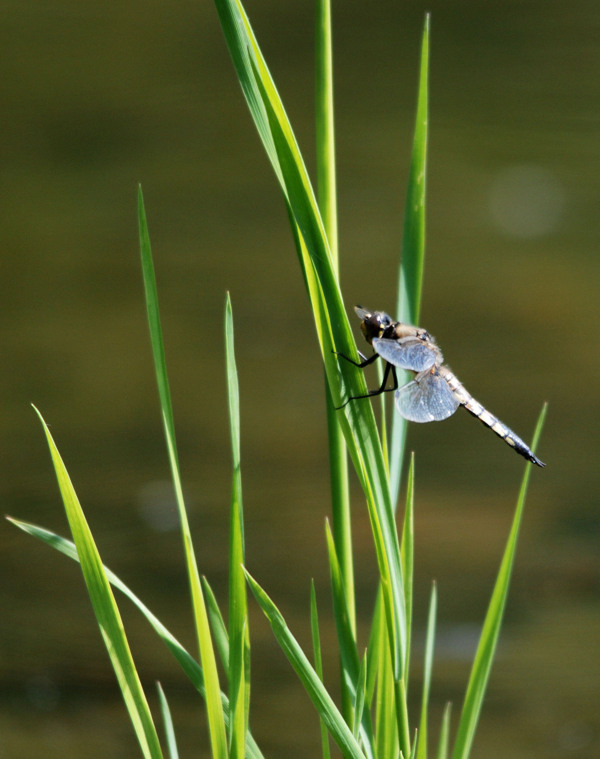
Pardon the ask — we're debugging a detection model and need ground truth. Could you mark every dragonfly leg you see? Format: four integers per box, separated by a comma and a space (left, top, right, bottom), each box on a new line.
333, 349, 379, 368
335, 362, 398, 409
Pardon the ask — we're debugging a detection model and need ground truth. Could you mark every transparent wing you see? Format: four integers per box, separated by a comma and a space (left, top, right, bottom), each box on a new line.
372, 336, 438, 372
395, 370, 460, 423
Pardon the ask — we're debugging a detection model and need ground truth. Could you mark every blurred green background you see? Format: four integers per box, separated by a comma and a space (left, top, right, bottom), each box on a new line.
1, 1, 598, 757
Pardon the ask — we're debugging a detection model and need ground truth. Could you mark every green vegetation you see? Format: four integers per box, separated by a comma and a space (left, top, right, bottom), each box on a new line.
8, 1, 545, 757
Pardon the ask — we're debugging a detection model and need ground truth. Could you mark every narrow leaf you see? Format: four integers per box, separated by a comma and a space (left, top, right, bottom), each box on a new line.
310, 581, 332, 759
436, 703, 452, 759
416, 582, 438, 759
225, 293, 250, 758
244, 569, 367, 759
390, 14, 430, 505
138, 187, 227, 757
31, 408, 163, 759
451, 406, 547, 759
157, 682, 179, 759
9, 518, 265, 759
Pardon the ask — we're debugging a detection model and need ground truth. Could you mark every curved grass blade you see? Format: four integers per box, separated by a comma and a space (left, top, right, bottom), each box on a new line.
214, 0, 407, 694
7, 518, 266, 759
390, 14, 430, 506
157, 682, 179, 759
30, 407, 164, 759
202, 576, 230, 671
451, 405, 547, 759
138, 187, 227, 758
244, 568, 367, 759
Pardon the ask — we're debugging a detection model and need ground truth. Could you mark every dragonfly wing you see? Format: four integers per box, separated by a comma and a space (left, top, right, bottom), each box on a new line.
395, 370, 460, 422
372, 337, 437, 372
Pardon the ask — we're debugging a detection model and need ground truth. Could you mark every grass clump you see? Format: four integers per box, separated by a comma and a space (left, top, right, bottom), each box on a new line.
9, 2, 545, 758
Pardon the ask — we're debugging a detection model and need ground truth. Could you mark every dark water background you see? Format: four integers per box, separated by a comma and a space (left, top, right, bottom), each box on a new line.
1, 1, 599, 757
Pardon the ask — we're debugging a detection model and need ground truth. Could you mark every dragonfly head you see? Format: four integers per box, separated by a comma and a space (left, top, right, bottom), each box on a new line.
354, 306, 393, 345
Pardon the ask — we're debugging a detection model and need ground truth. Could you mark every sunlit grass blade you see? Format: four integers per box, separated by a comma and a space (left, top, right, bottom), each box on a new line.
325, 523, 375, 757
390, 14, 430, 505
225, 293, 250, 758
315, 0, 338, 263
138, 186, 227, 757
244, 568, 367, 759
214, 0, 407, 696
7, 518, 266, 759
451, 405, 547, 759
202, 576, 230, 671
316, 0, 355, 704
400, 455, 415, 683
157, 682, 179, 759
436, 703, 452, 759
310, 581, 332, 759
353, 652, 368, 742
30, 408, 163, 759
371, 592, 398, 758
416, 582, 437, 759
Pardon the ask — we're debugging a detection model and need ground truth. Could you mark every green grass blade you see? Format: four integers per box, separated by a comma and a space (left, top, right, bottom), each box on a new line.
400, 455, 415, 683
374, 611, 398, 758
157, 682, 180, 759
225, 293, 250, 758
416, 582, 437, 759
451, 405, 547, 759
202, 576, 230, 671
390, 14, 430, 506
325, 523, 375, 758
31, 408, 163, 759
8, 518, 266, 759
214, 0, 407, 693
436, 703, 452, 759
244, 569, 367, 759
315, 0, 338, 264
316, 0, 355, 697
310, 581, 332, 759
353, 651, 368, 742
138, 187, 227, 758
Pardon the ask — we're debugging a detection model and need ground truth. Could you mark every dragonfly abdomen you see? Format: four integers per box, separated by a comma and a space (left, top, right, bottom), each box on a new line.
442, 369, 545, 467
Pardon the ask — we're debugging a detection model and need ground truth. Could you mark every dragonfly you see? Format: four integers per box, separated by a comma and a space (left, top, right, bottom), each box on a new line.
336, 306, 545, 467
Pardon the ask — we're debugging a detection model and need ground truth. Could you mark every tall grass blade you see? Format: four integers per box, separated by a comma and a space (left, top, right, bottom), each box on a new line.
353, 652, 368, 742
451, 405, 547, 759
325, 523, 375, 758
315, 0, 338, 263
400, 455, 415, 683
138, 187, 227, 758
30, 408, 163, 759
157, 682, 179, 759
8, 518, 266, 759
310, 581, 332, 759
316, 0, 355, 708
390, 14, 430, 506
372, 593, 398, 758
214, 0, 407, 693
244, 569, 367, 759
224, 293, 250, 757
436, 703, 452, 759
416, 582, 437, 759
